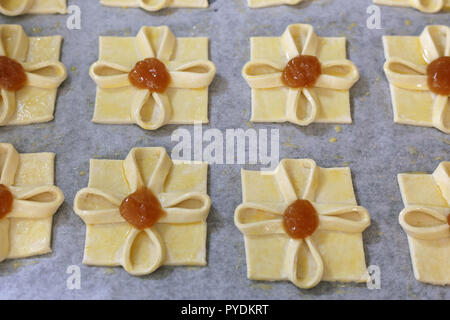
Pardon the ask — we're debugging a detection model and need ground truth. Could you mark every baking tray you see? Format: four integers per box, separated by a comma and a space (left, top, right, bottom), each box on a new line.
0, 0, 449, 300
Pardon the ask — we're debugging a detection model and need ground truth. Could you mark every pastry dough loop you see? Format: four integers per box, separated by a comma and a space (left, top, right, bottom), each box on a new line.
242, 24, 359, 126
73, 147, 211, 276
248, 0, 302, 8
234, 159, 370, 289
409, 0, 445, 12
139, 0, 170, 11
0, 143, 64, 262
384, 25, 450, 134
0, 25, 67, 126
399, 162, 450, 241
100, 0, 208, 11
89, 26, 216, 130
0, 0, 34, 16
374, 0, 444, 13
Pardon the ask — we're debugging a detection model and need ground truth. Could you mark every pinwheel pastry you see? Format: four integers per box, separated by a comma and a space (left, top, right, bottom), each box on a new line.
234, 159, 371, 289
248, 0, 302, 8
0, 25, 67, 126
100, 0, 208, 11
398, 162, 449, 285
242, 24, 360, 127
373, 0, 450, 13
0, 143, 64, 263
0, 0, 66, 16
73, 147, 211, 276
383, 25, 449, 134
89, 26, 216, 130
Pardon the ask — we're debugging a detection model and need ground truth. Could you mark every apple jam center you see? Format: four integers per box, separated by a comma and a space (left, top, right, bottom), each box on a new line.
119, 187, 165, 230
0, 184, 13, 220
0, 56, 27, 91
128, 58, 171, 93
283, 199, 319, 239
427, 56, 450, 96
282, 55, 322, 88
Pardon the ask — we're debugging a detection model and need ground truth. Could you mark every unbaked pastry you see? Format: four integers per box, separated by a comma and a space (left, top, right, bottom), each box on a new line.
0, 25, 67, 126
0, 0, 66, 16
242, 24, 360, 126
73, 147, 211, 276
248, 0, 302, 8
398, 162, 449, 285
383, 25, 450, 134
100, 0, 208, 12
373, 0, 450, 13
89, 26, 216, 130
0, 143, 64, 263
234, 159, 371, 289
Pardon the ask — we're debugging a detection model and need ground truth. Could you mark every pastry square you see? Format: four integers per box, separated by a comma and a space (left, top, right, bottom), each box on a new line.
382, 25, 449, 134
242, 24, 360, 126
373, 0, 450, 13
234, 159, 371, 289
89, 26, 216, 130
248, 0, 302, 8
100, 0, 208, 12
73, 147, 211, 276
0, 25, 67, 126
0, 143, 65, 262
398, 162, 450, 285
0, 0, 67, 16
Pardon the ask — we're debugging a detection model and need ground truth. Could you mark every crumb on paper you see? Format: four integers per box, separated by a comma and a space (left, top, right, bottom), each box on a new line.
329, 137, 337, 143
32, 27, 42, 33
409, 146, 417, 155
104, 268, 116, 275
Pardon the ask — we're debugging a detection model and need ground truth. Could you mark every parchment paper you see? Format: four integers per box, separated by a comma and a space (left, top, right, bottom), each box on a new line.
0, 0, 449, 300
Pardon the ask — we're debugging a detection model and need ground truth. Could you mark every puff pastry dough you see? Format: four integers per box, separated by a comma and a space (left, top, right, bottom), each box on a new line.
234, 159, 371, 289
89, 26, 216, 130
373, 0, 450, 13
383, 25, 450, 134
0, 143, 64, 263
248, 0, 302, 8
398, 162, 449, 285
100, 0, 208, 12
73, 147, 211, 276
0, 0, 66, 16
0, 25, 67, 126
242, 24, 360, 126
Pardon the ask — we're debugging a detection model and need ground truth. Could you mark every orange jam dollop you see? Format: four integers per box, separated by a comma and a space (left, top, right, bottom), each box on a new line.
427, 56, 450, 96
119, 187, 165, 230
283, 199, 319, 239
0, 56, 27, 92
0, 184, 13, 220
128, 58, 171, 93
282, 55, 322, 89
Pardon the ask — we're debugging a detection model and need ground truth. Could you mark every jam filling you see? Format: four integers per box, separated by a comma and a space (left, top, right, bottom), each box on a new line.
282, 55, 322, 89
128, 58, 171, 93
0, 56, 27, 92
119, 187, 165, 230
427, 56, 450, 96
283, 199, 319, 239
0, 184, 13, 220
